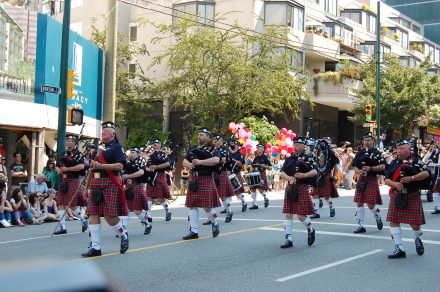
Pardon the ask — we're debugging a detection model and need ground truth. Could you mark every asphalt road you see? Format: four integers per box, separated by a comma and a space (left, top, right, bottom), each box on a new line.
1, 186, 439, 292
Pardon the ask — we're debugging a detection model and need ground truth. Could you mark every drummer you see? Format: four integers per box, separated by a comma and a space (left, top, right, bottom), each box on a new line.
249, 144, 272, 210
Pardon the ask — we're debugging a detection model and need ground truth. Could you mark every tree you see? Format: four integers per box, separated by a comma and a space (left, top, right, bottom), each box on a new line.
142, 14, 312, 128
349, 54, 440, 138
7, 57, 35, 94
89, 24, 158, 148
239, 116, 279, 147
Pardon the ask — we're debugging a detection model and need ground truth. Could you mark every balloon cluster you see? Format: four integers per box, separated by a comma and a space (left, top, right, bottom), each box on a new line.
265, 128, 296, 157
228, 122, 259, 155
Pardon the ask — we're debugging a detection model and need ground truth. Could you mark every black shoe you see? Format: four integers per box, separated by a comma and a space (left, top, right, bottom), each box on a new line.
148, 217, 152, 223
354, 226, 366, 233
143, 223, 152, 235
225, 212, 233, 223
319, 198, 323, 208
120, 234, 129, 254
307, 228, 315, 246
81, 219, 88, 232
415, 238, 424, 255
376, 216, 383, 230
330, 207, 335, 217
81, 248, 102, 257
432, 208, 440, 214
212, 223, 220, 237
281, 234, 293, 248
249, 205, 259, 210
310, 213, 320, 219
165, 211, 172, 221
116, 232, 128, 238
242, 202, 247, 212
264, 197, 269, 208
202, 220, 212, 225
220, 209, 227, 214
53, 228, 67, 235
183, 230, 199, 240
388, 245, 406, 259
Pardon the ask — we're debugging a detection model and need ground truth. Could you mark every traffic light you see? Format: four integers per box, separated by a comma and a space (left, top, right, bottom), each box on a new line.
67, 108, 84, 126
67, 69, 79, 99
365, 104, 376, 122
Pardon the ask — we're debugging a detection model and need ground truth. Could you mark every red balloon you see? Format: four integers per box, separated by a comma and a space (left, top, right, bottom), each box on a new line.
264, 148, 270, 154
281, 128, 287, 134
240, 148, 247, 155
277, 134, 282, 140
272, 148, 278, 153
287, 147, 294, 153
266, 143, 272, 148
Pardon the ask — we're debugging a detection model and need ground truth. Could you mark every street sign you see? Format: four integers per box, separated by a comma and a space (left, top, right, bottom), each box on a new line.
41, 85, 61, 94
363, 123, 377, 128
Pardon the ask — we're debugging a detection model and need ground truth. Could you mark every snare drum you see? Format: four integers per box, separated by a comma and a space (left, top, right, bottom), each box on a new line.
229, 174, 242, 191
245, 172, 262, 187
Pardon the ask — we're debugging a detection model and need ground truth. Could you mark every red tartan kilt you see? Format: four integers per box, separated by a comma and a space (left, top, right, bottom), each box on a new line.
215, 171, 235, 198
354, 176, 383, 205
234, 172, 245, 194
283, 184, 315, 215
250, 171, 269, 191
386, 189, 426, 225
185, 176, 221, 208
312, 173, 339, 198
433, 178, 440, 193
146, 172, 171, 199
126, 183, 148, 211
57, 178, 85, 207
87, 177, 128, 217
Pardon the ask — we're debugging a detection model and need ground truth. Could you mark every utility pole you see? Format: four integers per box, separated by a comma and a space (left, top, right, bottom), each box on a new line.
375, 1, 381, 144
103, 0, 118, 122
56, 0, 72, 163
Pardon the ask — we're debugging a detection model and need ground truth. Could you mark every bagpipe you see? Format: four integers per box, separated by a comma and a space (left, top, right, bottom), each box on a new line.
143, 129, 158, 155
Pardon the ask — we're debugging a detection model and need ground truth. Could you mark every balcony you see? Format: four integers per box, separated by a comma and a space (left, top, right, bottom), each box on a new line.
306, 75, 363, 111
302, 32, 339, 61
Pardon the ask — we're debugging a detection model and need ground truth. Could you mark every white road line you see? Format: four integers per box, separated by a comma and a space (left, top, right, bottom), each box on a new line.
0, 232, 83, 244
275, 249, 383, 282
262, 227, 440, 245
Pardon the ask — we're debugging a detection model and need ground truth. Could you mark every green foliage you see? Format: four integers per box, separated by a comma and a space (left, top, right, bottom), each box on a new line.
124, 119, 166, 149
239, 116, 279, 147
313, 71, 343, 96
349, 54, 440, 137
7, 58, 35, 83
141, 13, 312, 128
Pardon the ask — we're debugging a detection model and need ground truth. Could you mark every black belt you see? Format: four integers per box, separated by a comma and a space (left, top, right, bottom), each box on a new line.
62, 173, 80, 179
192, 171, 213, 177
93, 170, 121, 178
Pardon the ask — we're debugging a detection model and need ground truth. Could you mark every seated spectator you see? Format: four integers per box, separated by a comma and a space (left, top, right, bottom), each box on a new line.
41, 189, 59, 222
0, 181, 14, 227
26, 173, 48, 199
29, 192, 48, 222
42, 159, 57, 189
10, 188, 42, 226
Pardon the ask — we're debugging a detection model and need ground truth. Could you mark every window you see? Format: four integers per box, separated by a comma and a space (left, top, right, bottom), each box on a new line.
311, 0, 319, 3
324, 0, 337, 15
412, 25, 420, 35
411, 58, 420, 68
400, 19, 410, 29
358, 43, 375, 55
265, 2, 304, 31
129, 63, 136, 73
381, 44, 391, 55
425, 44, 435, 62
391, 29, 408, 49
435, 48, 440, 64
364, 13, 376, 34
0, 60, 3, 70
173, 2, 214, 26
290, 49, 303, 67
325, 61, 337, 72
0, 47, 3, 57
340, 11, 360, 24
0, 33, 4, 44
342, 29, 352, 46
129, 26, 137, 41
197, 3, 214, 25
0, 19, 4, 30
400, 57, 409, 67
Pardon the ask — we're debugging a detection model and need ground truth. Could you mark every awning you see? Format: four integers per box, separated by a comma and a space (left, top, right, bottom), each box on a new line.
325, 15, 353, 30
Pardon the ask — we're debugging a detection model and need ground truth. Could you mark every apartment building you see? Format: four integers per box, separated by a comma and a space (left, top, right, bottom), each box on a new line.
49, 0, 440, 145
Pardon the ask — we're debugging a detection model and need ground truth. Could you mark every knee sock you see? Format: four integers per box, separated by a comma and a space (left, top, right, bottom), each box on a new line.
58, 210, 66, 229
313, 199, 320, 213
121, 216, 130, 232
251, 192, 257, 205
111, 220, 127, 240
356, 207, 365, 227
434, 193, 440, 209
188, 209, 199, 233
147, 201, 152, 218
237, 194, 245, 203
390, 226, 404, 251
261, 191, 267, 198
138, 211, 150, 226
89, 224, 101, 250
72, 208, 85, 220
301, 217, 313, 231
206, 210, 218, 225
326, 198, 334, 208
413, 228, 423, 239
369, 205, 380, 217
285, 219, 293, 241
222, 198, 232, 213
161, 201, 169, 212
